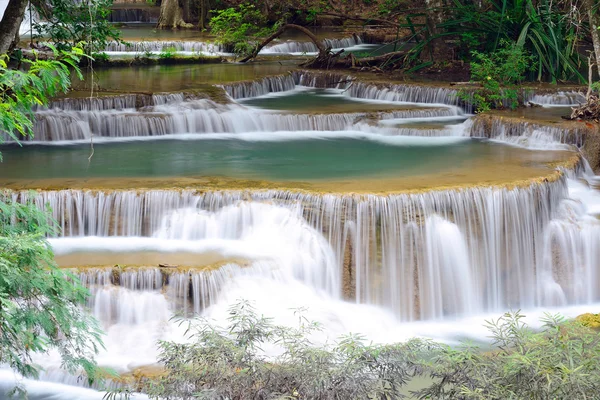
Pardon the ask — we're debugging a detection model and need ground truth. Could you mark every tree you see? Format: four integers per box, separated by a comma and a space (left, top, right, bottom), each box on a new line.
0, 0, 28, 54
209, 3, 281, 57
157, 0, 194, 29
0, 46, 85, 143
32, 0, 122, 54
0, 199, 104, 387
0, 46, 104, 391
584, 0, 600, 78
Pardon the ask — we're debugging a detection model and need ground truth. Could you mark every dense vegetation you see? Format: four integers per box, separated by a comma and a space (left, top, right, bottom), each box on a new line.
0, 0, 599, 397
0, 47, 84, 143
134, 302, 600, 400
0, 199, 103, 391
32, 0, 122, 54
0, 46, 106, 394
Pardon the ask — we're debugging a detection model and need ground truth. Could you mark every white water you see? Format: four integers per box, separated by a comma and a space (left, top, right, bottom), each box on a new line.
525, 91, 586, 107
21, 86, 466, 141
4, 71, 600, 396
101, 36, 365, 57
22, 169, 600, 392
260, 36, 365, 55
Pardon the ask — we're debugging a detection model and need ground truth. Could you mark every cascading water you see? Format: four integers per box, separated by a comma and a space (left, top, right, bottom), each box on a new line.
524, 91, 586, 106
18, 86, 465, 142
104, 40, 223, 54
13, 172, 597, 320
2, 67, 600, 397
260, 36, 364, 54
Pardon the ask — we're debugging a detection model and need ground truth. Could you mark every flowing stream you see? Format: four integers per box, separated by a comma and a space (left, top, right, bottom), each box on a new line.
0, 65, 598, 398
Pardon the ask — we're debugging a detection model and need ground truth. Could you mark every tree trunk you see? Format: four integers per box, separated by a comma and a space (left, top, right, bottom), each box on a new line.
0, 0, 28, 54
181, 0, 190, 23
424, 0, 447, 59
585, 0, 600, 78
239, 24, 327, 63
157, 0, 192, 29
199, 0, 207, 30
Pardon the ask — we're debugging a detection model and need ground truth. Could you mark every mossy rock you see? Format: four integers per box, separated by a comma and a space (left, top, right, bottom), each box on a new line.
576, 313, 600, 330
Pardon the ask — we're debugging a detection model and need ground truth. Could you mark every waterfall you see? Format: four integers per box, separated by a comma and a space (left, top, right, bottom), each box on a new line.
524, 91, 586, 106
223, 75, 298, 99
13, 173, 596, 320
22, 96, 462, 142
260, 36, 363, 54
422, 215, 476, 319
13, 73, 583, 143
102, 36, 362, 55
104, 41, 223, 54
469, 114, 589, 148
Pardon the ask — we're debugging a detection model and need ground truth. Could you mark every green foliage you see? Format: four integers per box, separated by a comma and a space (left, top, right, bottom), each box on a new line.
407, 0, 584, 82
92, 52, 110, 63
136, 304, 600, 400
209, 3, 281, 57
33, 0, 122, 54
158, 47, 176, 59
592, 82, 600, 93
0, 46, 84, 146
142, 300, 433, 399
460, 42, 535, 112
378, 0, 406, 16
419, 312, 600, 399
0, 198, 104, 384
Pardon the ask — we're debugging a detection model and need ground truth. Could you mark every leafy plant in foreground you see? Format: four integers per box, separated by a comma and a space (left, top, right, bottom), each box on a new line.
0, 198, 104, 392
142, 300, 434, 399
137, 303, 600, 400
418, 312, 600, 399
0, 46, 85, 146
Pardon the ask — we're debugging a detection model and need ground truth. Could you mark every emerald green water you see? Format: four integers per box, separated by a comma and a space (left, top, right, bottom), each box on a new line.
0, 138, 495, 182
239, 88, 430, 113
239, 88, 427, 113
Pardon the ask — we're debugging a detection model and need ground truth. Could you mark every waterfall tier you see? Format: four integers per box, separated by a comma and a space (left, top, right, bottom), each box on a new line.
24, 90, 463, 141
261, 35, 363, 54
469, 114, 592, 148
11, 174, 600, 320
104, 40, 223, 54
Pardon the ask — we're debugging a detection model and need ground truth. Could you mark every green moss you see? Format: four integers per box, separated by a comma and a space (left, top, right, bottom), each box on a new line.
576, 313, 600, 330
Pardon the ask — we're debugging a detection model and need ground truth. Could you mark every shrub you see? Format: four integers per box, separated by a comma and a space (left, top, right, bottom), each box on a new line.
461, 42, 536, 112
209, 3, 281, 57
134, 303, 600, 400
33, 0, 122, 54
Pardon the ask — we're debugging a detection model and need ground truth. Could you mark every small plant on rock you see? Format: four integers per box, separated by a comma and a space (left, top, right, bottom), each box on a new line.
461, 41, 536, 113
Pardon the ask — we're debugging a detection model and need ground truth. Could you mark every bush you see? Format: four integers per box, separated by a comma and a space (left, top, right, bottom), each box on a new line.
0, 198, 104, 391
142, 301, 433, 399
33, 0, 122, 54
420, 312, 600, 399
461, 42, 536, 112
209, 3, 281, 57
136, 303, 600, 400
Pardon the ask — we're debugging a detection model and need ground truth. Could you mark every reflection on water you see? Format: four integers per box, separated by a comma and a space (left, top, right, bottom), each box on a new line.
74, 61, 299, 92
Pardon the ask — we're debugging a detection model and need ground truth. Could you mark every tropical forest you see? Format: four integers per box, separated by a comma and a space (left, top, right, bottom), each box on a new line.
1, 0, 600, 398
